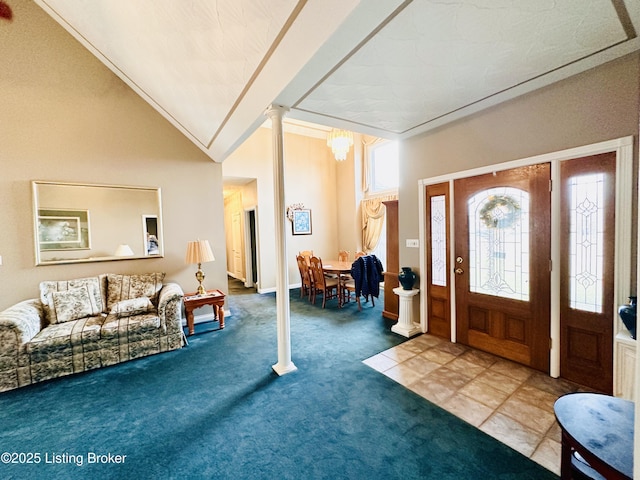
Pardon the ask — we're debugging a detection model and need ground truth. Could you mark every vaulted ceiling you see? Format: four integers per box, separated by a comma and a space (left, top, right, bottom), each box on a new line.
35, 0, 639, 163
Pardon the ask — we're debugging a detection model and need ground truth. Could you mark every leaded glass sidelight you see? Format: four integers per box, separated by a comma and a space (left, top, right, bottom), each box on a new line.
468, 187, 530, 301
430, 195, 447, 286
568, 174, 605, 313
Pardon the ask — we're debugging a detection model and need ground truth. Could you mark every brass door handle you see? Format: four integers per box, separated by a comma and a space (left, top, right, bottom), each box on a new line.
454, 267, 464, 275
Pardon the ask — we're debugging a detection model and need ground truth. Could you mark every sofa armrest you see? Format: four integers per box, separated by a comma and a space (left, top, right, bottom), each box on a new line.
0, 299, 43, 352
157, 283, 184, 334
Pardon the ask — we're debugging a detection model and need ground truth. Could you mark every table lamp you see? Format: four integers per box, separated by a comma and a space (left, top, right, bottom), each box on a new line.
185, 239, 215, 295
114, 244, 134, 256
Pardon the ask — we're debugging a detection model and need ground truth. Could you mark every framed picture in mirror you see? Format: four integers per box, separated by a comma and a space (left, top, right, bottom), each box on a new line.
143, 215, 160, 256
37, 209, 90, 251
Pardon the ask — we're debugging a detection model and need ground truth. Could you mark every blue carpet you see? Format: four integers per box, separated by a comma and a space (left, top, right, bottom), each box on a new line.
0, 286, 558, 479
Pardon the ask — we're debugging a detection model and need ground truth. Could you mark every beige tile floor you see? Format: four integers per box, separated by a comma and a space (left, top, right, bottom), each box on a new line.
363, 333, 589, 475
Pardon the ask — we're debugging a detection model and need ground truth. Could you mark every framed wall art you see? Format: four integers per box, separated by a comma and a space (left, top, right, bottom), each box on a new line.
292, 209, 312, 235
37, 209, 90, 251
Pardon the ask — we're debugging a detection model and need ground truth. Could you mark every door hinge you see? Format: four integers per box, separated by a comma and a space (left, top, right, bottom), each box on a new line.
549, 338, 552, 349
549, 179, 552, 192
549, 259, 552, 272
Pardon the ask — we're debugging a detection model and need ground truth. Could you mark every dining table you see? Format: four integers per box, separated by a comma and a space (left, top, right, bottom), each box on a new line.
322, 260, 353, 307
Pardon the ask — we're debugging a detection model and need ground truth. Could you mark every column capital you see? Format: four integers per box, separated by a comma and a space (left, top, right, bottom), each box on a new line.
264, 104, 290, 120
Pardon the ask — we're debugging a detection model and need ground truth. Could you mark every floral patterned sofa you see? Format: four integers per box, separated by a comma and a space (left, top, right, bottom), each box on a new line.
0, 272, 185, 393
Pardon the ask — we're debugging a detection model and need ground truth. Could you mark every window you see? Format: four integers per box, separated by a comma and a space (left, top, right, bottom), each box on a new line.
370, 141, 399, 193
467, 187, 530, 302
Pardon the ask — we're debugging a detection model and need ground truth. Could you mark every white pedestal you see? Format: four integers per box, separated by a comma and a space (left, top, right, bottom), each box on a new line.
391, 287, 421, 338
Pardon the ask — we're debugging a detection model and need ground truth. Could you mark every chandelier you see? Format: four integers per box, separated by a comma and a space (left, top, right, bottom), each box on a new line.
326, 129, 354, 161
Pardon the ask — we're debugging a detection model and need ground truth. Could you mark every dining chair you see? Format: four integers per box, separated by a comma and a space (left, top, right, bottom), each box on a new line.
337, 250, 353, 282
341, 257, 368, 310
341, 277, 362, 310
354, 251, 366, 259
342, 255, 382, 310
309, 256, 340, 308
296, 254, 314, 301
299, 250, 313, 259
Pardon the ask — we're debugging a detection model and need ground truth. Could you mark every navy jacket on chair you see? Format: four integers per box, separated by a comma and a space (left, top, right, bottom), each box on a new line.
350, 255, 384, 299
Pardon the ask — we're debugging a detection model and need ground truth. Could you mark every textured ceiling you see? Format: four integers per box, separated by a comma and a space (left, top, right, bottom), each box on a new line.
36, 0, 639, 162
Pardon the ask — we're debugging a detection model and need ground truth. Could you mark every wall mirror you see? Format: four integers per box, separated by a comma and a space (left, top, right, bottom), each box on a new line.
32, 181, 164, 265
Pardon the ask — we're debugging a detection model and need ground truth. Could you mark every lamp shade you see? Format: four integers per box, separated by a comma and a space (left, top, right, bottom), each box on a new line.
114, 244, 134, 256
185, 240, 215, 264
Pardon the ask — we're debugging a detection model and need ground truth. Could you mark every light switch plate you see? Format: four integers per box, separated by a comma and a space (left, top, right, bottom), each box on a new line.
406, 239, 419, 248
0, 255, 3, 265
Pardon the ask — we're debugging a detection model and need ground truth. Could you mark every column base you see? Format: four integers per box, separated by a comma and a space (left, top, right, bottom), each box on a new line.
391, 322, 422, 338
392, 287, 421, 338
272, 361, 298, 376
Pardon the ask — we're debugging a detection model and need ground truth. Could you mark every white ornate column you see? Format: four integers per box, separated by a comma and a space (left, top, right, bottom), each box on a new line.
392, 287, 421, 338
265, 105, 297, 376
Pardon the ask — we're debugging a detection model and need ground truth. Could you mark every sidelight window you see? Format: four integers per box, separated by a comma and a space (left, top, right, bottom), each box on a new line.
430, 195, 447, 286
568, 173, 605, 313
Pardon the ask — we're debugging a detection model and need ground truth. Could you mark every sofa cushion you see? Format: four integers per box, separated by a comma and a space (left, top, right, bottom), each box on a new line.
106, 273, 165, 311
51, 286, 102, 323
40, 277, 104, 325
109, 297, 155, 318
28, 316, 104, 359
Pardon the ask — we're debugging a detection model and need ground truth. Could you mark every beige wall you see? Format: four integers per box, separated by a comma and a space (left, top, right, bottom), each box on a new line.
0, 0, 228, 310
399, 53, 640, 284
223, 127, 346, 291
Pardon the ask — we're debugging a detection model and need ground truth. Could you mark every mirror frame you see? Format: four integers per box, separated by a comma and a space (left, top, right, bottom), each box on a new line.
32, 181, 165, 266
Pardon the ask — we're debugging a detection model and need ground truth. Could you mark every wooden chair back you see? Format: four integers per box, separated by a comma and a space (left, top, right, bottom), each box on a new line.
309, 256, 326, 289
309, 256, 340, 308
338, 250, 350, 262
355, 251, 366, 259
296, 254, 313, 298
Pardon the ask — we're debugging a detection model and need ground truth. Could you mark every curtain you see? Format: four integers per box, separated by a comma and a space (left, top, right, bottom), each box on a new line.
361, 194, 397, 253
362, 137, 384, 193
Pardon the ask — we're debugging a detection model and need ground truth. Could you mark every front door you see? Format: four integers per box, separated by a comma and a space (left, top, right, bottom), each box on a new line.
559, 153, 616, 394
454, 164, 551, 372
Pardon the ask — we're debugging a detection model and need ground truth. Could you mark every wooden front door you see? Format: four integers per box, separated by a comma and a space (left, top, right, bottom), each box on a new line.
454, 164, 551, 372
559, 153, 616, 394
425, 182, 451, 339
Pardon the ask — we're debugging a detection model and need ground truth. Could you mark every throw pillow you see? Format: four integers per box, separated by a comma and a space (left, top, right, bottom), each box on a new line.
51, 285, 102, 323
109, 297, 154, 318
40, 277, 104, 324
106, 272, 165, 311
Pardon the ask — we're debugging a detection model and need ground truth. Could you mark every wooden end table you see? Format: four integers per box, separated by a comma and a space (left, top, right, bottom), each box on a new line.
183, 289, 226, 335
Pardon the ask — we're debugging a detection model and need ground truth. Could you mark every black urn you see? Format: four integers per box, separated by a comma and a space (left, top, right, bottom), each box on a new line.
618, 296, 637, 340
398, 267, 416, 290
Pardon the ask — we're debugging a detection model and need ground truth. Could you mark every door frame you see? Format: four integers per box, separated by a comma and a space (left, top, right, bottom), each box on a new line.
417, 136, 633, 378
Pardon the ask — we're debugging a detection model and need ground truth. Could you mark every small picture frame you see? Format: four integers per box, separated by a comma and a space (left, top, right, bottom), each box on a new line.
292, 209, 312, 235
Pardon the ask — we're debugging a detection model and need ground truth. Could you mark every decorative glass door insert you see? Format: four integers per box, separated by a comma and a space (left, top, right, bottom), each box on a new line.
467, 187, 530, 301
567, 173, 605, 313
430, 195, 447, 287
